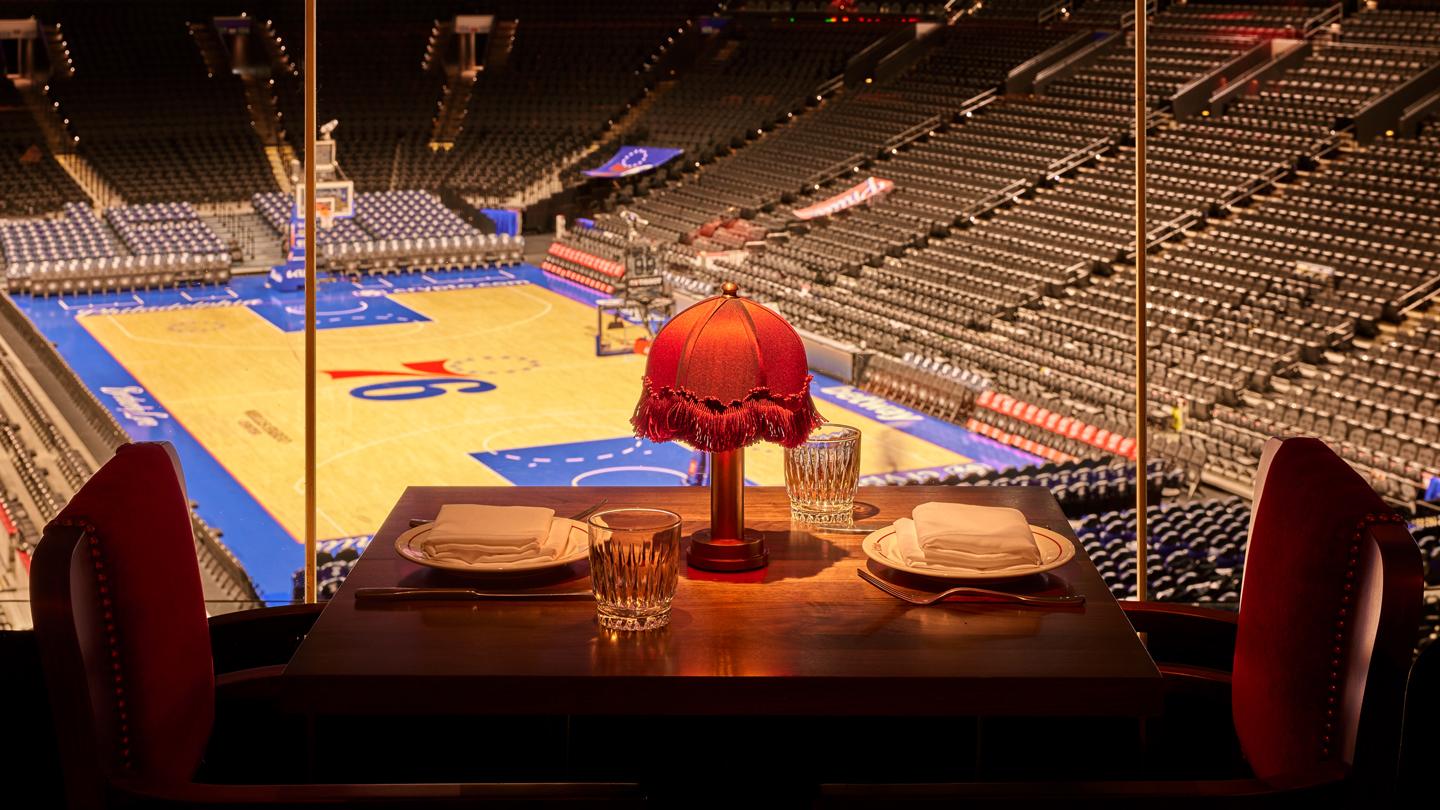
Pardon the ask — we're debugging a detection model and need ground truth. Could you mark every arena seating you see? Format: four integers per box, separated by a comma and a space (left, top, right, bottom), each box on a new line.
858, 353, 989, 425
1, 202, 229, 293
1158, 1, 1320, 36
1066, 0, 1136, 27
0, 81, 86, 218
448, 18, 689, 200
1340, 5, 1440, 47
972, 0, 1068, 21
0, 414, 63, 518
994, 15, 1440, 497
303, 4, 455, 192
0, 1, 1436, 625
1, 202, 118, 264
719, 9, 1303, 290
45, 5, 277, 203
252, 190, 523, 273
582, 21, 1074, 246
0, 352, 92, 492
574, 23, 889, 183
271, 5, 693, 201
105, 203, 226, 257
540, 225, 633, 293
1076, 497, 1250, 602
290, 537, 370, 602
885, 455, 1181, 517
619, 4, 1438, 505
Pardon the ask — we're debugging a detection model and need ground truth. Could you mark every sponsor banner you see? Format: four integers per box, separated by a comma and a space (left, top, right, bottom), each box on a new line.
100, 385, 170, 428
817, 382, 923, 423
583, 145, 684, 178
809, 374, 1041, 471
546, 243, 625, 278
976, 390, 1135, 459
793, 176, 895, 220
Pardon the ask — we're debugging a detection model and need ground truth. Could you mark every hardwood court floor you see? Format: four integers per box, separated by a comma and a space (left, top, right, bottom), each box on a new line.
77, 282, 973, 542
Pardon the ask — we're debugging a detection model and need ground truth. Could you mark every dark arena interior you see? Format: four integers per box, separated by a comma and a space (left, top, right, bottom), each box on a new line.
0, 0, 1438, 806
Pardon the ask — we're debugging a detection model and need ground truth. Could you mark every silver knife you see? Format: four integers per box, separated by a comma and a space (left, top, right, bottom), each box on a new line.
356, 587, 593, 601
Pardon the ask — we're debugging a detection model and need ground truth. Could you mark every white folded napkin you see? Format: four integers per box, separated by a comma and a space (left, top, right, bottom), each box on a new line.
893, 502, 1040, 571
419, 504, 559, 564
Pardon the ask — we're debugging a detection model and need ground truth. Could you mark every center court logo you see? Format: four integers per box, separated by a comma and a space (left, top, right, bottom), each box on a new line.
819, 384, 923, 424
101, 385, 170, 427
323, 360, 496, 401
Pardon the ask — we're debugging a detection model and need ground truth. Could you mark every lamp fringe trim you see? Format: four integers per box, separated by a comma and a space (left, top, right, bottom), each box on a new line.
631, 376, 825, 452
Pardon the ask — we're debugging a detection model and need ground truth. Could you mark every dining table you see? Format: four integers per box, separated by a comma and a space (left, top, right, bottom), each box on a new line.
281, 485, 1162, 723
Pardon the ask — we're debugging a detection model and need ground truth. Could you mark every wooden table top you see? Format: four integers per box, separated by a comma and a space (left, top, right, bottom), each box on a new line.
282, 486, 1162, 717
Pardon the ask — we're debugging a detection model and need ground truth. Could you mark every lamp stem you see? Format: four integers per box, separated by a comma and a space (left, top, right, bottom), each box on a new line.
710, 448, 744, 540
687, 447, 767, 571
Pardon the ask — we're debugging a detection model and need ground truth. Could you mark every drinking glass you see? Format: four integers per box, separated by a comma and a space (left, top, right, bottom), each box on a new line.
784, 424, 861, 524
587, 508, 682, 631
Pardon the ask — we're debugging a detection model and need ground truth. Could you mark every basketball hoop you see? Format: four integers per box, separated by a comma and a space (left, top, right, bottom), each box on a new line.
316, 198, 336, 230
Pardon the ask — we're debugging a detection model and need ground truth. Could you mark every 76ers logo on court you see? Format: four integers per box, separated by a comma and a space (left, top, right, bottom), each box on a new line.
324, 360, 495, 401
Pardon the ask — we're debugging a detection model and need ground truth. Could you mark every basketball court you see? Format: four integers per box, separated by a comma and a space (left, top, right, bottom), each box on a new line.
14, 266, 1037, 600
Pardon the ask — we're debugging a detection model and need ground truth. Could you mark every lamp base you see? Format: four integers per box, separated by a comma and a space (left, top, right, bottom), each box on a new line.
687, 528, 767, 572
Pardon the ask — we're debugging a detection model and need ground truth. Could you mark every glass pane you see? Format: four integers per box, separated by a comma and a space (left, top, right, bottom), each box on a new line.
0, 0, 310, 626
308, 3, 717, 599
6, 1, 1436, 645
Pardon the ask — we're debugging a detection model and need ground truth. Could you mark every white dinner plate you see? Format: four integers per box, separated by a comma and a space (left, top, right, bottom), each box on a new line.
394, 518, 589, 575
860, 523, 1076, 582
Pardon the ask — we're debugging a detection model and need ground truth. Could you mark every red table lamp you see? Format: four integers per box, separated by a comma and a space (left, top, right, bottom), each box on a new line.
632, 282, 822, 571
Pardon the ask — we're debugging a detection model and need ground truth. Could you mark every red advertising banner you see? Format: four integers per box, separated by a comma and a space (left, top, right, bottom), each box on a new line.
792, 177, 894, 220
975, 391, 1137, 459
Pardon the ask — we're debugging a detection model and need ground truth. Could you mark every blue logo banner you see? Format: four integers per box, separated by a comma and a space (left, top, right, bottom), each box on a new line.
582, 145, 684, 178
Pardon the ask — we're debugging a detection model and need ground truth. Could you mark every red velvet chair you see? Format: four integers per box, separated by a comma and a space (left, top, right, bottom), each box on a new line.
30, 442, 641, 808
820, 437, 1423, 807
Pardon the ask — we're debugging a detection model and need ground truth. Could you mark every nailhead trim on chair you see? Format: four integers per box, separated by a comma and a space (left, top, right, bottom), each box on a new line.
1322, 511, 1405, 759
58, 517, 133, 768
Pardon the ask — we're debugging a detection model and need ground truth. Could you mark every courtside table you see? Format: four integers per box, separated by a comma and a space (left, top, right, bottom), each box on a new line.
282, 486, 1162, 718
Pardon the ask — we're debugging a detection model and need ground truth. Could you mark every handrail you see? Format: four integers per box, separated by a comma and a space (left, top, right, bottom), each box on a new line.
800, 151, 870, 193
1398, 88, 1440, 139
1216, 164, 1291, 211
814, 74, 844, 99
1171, 39, 1272, 120
1398, 276, 1440, 317
1208, 39, 1313, 114
881, 116, 945, 155
1327, 40, 1440, 55
1037, 1, 1067, 25
845, 24, 918, 87
1007, 30, 1094, 95
1117, 209, 1204, 261
1146, 210, 1204, 251
795, 90, 996, 197
1303, 3, 1343, 38
1348, 61, 1440, 144
955, 88, 997, 119
1034, 30, 1120, 92
1044, 135, 1114, 180
944, 0, 981, 23
956, 178, 1032, 223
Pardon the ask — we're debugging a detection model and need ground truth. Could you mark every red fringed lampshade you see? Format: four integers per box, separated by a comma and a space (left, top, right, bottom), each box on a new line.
632, 283, 823, 453
632, 283, 822, 571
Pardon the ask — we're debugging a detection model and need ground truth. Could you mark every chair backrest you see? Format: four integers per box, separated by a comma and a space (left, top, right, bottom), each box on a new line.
1398, 638, 1440, 799
30, 442, 215, 807
1235, 437, 1421, 786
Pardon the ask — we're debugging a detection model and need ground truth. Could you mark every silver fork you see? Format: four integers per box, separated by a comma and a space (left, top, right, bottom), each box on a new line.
857, 568, 1085, 607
